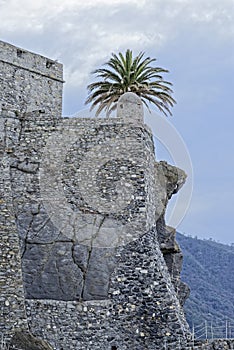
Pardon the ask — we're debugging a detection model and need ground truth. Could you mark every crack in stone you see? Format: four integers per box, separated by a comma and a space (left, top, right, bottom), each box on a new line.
20, 215, 33, 259
71, 242, 85, 301
71, 243, 85, 274
80, 246, 92, 300
80, 215, 106, 300
91, 215, 106, 247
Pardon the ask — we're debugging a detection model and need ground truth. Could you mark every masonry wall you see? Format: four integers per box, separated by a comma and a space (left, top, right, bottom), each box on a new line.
25, 229, 190, 350
0, 40, 63, 116
0, 111, 28, 340
1, 41, 232, 350
0, 108, 191, 349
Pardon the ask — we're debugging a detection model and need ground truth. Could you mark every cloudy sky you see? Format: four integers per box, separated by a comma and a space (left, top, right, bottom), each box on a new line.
0, 0, 234, 243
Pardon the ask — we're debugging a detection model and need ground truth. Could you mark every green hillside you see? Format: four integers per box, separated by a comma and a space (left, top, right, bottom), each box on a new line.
176, 232, 234, 339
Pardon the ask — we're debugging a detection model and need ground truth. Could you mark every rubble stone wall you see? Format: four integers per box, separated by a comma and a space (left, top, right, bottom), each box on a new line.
0, 40, 63, 116
0, 109, 191, 349
1, 40, 232, 350
0, 111, 28, 340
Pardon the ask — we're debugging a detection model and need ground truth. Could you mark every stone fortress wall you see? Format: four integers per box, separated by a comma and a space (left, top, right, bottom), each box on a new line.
0, 111, 29, 339
0, 40, 233, 350
0, 40, 63, 116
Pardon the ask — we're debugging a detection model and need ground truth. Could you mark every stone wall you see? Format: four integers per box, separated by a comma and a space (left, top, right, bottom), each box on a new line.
25, 229, 190, 349
194, 339, 234, 350
10, 114, 156, 300
1, 41, 232, 350
0, 40, 63, 116
0, 111, 28, 340
0, 107, 191, 349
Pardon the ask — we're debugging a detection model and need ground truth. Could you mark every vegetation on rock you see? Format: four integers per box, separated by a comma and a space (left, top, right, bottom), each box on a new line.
177, 232, 234, 337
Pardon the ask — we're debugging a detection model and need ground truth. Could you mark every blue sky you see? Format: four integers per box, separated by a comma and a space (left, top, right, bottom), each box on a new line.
0, 0, 233, 243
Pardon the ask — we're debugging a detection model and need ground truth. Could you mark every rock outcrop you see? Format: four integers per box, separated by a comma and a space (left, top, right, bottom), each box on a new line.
155, 161, 190, 305
9, 331, 53, 350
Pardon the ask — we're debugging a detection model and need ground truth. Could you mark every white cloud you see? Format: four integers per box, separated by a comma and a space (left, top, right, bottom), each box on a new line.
0, 0, 232, 123
1, 0, 234, 76
0, 0, 234, 107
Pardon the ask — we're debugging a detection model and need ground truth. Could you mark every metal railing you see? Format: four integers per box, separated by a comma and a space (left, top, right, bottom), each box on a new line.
192, 319, 234, 340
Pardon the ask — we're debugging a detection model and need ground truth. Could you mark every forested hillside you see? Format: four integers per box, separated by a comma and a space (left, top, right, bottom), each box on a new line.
176, 232, 234, 338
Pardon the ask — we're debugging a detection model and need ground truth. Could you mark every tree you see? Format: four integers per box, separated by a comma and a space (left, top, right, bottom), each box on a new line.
85, 49, 176, 117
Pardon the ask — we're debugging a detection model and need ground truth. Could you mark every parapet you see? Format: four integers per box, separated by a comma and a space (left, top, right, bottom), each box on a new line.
0, 40, 63, 116
0, 40, 63, 82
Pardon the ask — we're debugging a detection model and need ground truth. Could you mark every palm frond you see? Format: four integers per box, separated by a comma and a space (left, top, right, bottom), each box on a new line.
85, 49, 176, 117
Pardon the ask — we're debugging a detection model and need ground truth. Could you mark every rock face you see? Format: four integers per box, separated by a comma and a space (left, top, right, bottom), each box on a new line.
9, 331, 53, 350
155, 161, 190, 306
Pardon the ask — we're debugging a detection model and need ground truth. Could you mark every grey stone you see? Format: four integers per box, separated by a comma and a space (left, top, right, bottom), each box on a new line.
23, 242, 84, 300
72, 244, 90, 272
9, 330, 53, 350
0, 40, 63, 116
16, 160, 39, 173
117, 92, 144, 123
1, 40, 225, 350
82, 247, 117, 300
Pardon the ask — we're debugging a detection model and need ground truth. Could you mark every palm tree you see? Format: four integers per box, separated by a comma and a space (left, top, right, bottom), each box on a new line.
85, 49, 176, 117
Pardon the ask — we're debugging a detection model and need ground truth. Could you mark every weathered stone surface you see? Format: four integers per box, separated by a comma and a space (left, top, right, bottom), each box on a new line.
7, 115, 157, 302
117, 92, 144, 123
0, 104, 191, 348
16, 203, 60, 244
0, 40, 63, 116
1, 41, 223, 350
194, 339, 234, 349
25, 229, 191, 350
0, 154, 28, 339
154, 161, 187, 224
82, 247, 117, 300
158, 225, 190, 305
156, 160, 187, 199
155, 162, 190, 306
9, 330, 53, 350
22, 242, 84, 300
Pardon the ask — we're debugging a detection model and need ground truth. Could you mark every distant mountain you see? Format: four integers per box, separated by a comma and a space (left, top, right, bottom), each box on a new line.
176, 232, 234, 338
